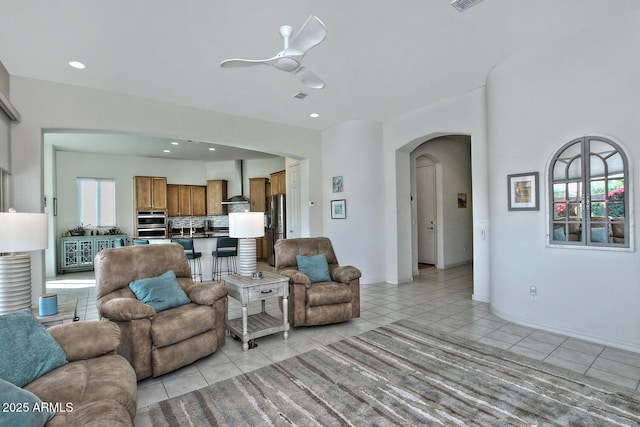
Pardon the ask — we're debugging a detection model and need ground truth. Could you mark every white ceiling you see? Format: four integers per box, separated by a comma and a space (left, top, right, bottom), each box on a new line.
2, 0, 639, 160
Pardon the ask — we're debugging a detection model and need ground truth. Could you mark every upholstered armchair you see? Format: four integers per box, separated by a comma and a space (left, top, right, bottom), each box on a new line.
275, 237, 361, 327
94, 243, 227, 380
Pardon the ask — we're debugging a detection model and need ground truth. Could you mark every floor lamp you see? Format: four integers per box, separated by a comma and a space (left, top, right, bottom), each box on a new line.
229, 212, 265, 277
0, 208, 48, 315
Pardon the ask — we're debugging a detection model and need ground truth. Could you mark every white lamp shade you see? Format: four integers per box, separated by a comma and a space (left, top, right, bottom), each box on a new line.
229, 212, 265, 238
0, 211, 48, 252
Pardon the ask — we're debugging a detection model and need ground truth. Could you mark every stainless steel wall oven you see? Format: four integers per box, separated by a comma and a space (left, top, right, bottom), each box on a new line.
136, 210, 167, 238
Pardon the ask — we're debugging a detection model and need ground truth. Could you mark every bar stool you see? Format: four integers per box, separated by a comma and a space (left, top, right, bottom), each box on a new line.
171, 238, 202, 282
212, 237, 237, 282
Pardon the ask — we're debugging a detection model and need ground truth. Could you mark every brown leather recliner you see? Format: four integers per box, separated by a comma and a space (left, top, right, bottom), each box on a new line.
275, 237, 361, 327
94, 243, 227, 380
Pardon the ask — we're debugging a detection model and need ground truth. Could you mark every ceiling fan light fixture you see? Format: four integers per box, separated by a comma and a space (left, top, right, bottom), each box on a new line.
220, 15, 326, 89
274, 57, 300, 72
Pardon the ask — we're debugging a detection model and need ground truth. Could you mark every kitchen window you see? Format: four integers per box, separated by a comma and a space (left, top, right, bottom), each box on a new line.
78, 177, 115, 227
549, 136, 629, 248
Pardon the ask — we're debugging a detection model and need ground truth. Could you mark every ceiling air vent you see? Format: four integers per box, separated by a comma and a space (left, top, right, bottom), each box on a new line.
293, 91, 308, 100
450, 0, 485, 12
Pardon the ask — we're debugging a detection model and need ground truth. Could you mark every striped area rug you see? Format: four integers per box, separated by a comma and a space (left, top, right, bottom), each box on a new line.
148, 320, 640, 426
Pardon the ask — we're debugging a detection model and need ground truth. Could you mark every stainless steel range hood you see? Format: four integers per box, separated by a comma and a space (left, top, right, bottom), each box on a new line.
221, 160, 250, 204
222, 194, 250, 204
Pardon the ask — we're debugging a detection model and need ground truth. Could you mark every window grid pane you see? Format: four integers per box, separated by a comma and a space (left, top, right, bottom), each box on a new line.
549, 136, 628, 247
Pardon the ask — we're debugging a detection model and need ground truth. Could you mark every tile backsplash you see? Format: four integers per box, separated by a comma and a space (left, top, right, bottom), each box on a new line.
169, 202, 250, 229
170, 215, 227, 229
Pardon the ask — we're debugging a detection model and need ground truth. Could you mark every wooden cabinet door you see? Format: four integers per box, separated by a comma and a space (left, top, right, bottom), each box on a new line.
134, 176, 152, 210
151, 177, 167, 209
206, 180, 228, 215
178, 185, 192, 216
191, 186, 207, 216
270, 171, 286, 195
135, 176, 167, 210
167, 184, 179, 216
249, 178, 267, 212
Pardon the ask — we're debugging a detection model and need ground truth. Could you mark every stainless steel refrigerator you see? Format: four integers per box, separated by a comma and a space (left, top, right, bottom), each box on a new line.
267, 194, 286, 265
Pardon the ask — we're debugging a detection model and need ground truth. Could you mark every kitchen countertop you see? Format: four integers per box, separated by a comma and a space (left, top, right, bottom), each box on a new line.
170, 232, 229, 239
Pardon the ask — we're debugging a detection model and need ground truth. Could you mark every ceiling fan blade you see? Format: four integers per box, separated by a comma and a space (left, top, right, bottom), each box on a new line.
288, 15, 327, 54
220, 57, 276, 68
295, 66, 325, 89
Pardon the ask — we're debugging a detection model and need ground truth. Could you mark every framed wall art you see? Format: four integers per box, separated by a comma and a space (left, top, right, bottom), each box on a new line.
331, 199, 346, 219
332, 176, 343, 193
508, 172, 539, 211
458, 193, 467, 208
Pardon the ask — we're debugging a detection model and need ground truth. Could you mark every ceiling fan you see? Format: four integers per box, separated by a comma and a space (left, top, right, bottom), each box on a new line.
220, 15, 327, 89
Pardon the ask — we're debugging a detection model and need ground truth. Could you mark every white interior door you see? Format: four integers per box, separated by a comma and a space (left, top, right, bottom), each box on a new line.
417, 157, 436, 264
287, 163, 301, 238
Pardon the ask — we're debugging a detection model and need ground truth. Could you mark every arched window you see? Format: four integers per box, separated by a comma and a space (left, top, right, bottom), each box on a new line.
550, 136, 629, 247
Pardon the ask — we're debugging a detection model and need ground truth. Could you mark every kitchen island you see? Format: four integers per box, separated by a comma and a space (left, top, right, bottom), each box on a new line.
148, 232, 229, 282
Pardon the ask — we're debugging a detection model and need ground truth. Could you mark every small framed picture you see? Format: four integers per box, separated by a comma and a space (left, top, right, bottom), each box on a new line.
331, 199, 346, 219
508, 172, 539, 211
332, 176, 343, 193
458, 193, 467, 208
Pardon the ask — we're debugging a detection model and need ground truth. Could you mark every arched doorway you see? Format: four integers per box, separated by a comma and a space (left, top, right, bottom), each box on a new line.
411, 135, 472, 271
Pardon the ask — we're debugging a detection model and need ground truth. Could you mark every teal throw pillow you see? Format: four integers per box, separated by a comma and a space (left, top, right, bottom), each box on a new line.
296, 254, 332, 283
591, 227, 607, 243
0, 310, 67, 388
0, 378, 55, 426
129, 270, 191, 312
553, 227, 566, 241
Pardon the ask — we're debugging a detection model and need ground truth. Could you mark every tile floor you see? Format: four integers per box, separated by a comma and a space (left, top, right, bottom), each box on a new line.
46, 263, 640, 426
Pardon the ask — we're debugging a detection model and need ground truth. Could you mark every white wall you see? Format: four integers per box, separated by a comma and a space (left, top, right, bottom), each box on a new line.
55, 151, 205, 235
0, 112, 9, 171
487, 10, 640, 351
321, 120, 385, 284
383, 88, 490, 301
0, 62, 11, 171
53, 151, 287, 237
9, 77, 323, 305
411, 136, 473, 270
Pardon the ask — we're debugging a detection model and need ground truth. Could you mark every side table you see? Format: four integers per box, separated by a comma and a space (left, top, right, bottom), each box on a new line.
223, 272, 289, 351
32, 298, 79, 328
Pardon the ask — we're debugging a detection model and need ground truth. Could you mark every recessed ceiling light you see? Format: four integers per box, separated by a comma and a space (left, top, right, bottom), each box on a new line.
68, 61, 86, 69
209, 147, 216, 151
171, 141, 179, 145
310, 113, 319, 118
163, 150, 170, 153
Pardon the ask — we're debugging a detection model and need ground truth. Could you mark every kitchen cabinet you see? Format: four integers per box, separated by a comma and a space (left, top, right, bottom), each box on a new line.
207, 180, 228, 215
167, 185, 179, 216
191, 185, 207, 216
249, 178, 268, 212
270, 170, 286, 196
256, 236, 268, 260
58, 235, 127, 273
168, 184, 207, 216
134, 176, 167, 210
